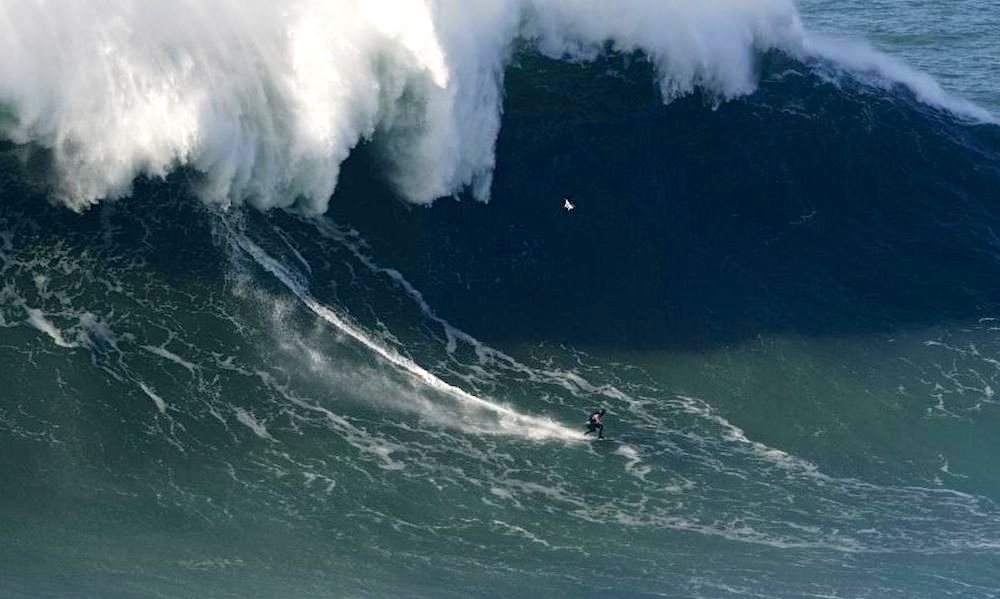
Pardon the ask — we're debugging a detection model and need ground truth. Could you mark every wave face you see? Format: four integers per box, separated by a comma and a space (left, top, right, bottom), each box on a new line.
4, 4, 1000, 599
323, 48, 1000, 354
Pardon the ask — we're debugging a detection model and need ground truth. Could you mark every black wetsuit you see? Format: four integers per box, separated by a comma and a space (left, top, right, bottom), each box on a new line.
585, 412, 605, 438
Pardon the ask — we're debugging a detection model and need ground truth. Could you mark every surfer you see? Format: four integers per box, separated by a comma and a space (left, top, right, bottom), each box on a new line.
585, 408, 606, 439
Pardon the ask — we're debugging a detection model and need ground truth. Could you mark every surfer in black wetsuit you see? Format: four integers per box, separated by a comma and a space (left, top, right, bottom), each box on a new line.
585, 408, 606, 439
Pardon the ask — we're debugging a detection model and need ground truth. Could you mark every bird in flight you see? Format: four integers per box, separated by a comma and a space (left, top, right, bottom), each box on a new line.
563, 197, 575, 211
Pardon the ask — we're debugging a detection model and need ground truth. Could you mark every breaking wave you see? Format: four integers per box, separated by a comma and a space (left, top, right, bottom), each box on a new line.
0, 0, 990, 214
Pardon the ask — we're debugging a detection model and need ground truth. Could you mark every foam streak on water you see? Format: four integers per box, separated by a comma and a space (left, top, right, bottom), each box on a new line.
229, 221, 581, 441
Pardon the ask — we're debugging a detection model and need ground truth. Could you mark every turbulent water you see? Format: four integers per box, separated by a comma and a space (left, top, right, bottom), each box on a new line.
2, 1, 1000, 597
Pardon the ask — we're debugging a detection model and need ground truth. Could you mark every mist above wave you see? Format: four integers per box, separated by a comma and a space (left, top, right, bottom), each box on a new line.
0, 1, 984, 213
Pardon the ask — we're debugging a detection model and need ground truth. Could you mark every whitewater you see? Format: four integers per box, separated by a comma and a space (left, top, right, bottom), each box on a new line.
0, 0, 990, 215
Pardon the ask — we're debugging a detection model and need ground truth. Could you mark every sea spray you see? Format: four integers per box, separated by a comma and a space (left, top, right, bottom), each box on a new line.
2, 0, 947, 214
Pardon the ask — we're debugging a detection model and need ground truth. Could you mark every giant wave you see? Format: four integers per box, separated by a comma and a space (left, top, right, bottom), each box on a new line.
4, 4, 1000, 597
0, 0, 992, 215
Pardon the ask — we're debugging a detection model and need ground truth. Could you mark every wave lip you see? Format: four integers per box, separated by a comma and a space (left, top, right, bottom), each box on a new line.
803, 33, 997, 124
0, 0, 992, 212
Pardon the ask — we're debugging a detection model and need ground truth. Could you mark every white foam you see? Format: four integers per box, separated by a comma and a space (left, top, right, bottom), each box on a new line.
804, 34, 997, 124
138, 381, 168, 414
491, 519, 552, 547
6, 1, 985, 213
615, 444, 652, 479
24, 307, 76, 348
141, 344, 198, 374
234, 407, 274, 440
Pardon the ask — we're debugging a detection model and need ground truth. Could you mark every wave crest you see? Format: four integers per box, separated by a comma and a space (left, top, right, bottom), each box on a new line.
0, 0, 986, 212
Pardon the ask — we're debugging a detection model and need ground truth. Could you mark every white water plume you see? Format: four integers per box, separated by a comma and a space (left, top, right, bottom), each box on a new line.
0, 0, 990, 213
0, 0, 806, 212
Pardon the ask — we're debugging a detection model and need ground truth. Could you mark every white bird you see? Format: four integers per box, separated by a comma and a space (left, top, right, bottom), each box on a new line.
563, 198, 575, 211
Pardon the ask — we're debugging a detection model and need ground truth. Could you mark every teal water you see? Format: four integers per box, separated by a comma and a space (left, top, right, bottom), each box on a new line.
6, 181, 1000, 598
3, 4, 1000, 599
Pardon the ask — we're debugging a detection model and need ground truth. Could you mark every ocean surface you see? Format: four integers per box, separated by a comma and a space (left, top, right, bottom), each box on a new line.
800, 0, 1000, 111
2, 2, 1000, 597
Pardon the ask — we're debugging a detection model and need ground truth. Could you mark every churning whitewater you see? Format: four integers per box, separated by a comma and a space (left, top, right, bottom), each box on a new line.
3, 1, 1000, 598
0, 0, 990, 215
